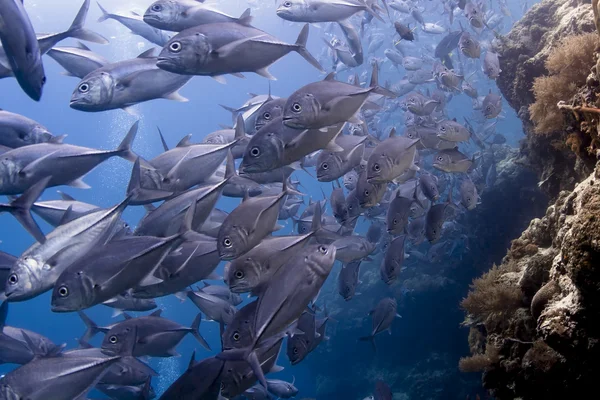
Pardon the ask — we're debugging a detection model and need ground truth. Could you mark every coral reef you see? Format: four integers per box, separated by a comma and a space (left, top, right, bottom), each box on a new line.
461, 167, 600, 398
496, 0, 597, 197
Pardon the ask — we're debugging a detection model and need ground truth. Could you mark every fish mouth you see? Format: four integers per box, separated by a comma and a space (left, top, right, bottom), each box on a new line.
50, 304, 71, 313
156, 57, 177, 71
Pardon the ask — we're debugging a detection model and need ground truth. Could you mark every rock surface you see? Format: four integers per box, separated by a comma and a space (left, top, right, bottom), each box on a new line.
461, 1, 600, 398
496, 0, 596, 197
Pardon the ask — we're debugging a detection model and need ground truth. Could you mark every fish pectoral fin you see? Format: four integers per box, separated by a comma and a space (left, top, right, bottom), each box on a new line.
46, 242, 83, 270
18, 150, 60, 178
163, 90, 188, 102
66, 177, 91, 189
255, 67, 276, 81
213, 34, 268, 59
322, 95, 361, 114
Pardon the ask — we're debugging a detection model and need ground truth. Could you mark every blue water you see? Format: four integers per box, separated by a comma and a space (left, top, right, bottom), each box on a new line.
0, 0, 536, 398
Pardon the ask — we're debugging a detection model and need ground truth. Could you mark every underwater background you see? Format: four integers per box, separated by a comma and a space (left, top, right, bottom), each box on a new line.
0, 0, 553, 399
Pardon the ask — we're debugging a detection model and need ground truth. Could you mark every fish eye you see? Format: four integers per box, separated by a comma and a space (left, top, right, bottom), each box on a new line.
232, 331, 241, 341
41, 76, 46, 85
437, 156, 444, 161
293, 347, 299, 354
364, 190, 369, 196
109, 335, 118, 344
8, 274, 18, 285
169, 41, 182, 53
348, 204, 353, 210
78, 83, 89, 93
234, 270, 244, 279
284, 1, 292, 7
440, 126, 446, 131
393, 219, 398, 225
220, 383, 225, 390
321, 163, 328, 170
292, 103, 302, 113
223, 238, 232, 248
151, 4, 162, 11
250, 146, 260, 157
373, 164, 380, 171
263, 112, 271, 120
318, 245, 328, 254
58, 286, 69, 297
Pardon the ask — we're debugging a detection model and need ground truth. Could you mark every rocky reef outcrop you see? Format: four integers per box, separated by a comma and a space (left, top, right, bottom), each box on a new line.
496, 0, 596, 197
461, 0, 600, 398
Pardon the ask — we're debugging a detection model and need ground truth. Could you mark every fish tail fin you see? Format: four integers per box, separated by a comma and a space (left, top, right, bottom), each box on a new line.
0, 176, 49, 244
116, 121, 140, 163
369, 63, 397, 98
357, 0, 385, 22
191, 313, 211, 351
66, 0, 108, 44
96, 1, 111, 23
358, 335, 377, 352
78, 311, 102, 342
294, 24, 325, 73
126, 158, 172, 204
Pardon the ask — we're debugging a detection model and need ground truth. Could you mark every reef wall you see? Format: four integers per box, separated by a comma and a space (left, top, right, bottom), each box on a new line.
461, 0, 600, 398
496, 0, 596, 197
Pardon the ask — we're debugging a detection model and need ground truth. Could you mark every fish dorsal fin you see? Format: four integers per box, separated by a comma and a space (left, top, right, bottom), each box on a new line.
150, 309, 162, 317
75, 41, 91, 51
47, 135, 66, 144
324, 72, 336, 81
157, 127, 169, 151
57, 191, 75, 201
58, 205, 76, 225
187, 350, 197, 370
238, 8, 253, 26
389, 127, 397, 138
234, 115, 245, 140
137, 48, 156, 58
176, 134, 192, 147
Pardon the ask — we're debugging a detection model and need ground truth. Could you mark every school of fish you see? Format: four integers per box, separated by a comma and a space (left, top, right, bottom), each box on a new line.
0, 0, 526, 398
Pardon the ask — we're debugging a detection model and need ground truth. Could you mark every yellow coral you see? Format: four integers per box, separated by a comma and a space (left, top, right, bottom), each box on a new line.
529, 33, 598, 134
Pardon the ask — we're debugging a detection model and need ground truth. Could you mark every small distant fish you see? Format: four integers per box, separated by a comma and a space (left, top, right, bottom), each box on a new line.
394, 22, 415, 41
482, 90, 503, 119
433, 148, 473, 173
483, 51, 502, 80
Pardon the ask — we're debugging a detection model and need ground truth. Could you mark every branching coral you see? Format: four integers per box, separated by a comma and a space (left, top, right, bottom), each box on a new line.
460, 265, 523, 325
529, 33, 598, 134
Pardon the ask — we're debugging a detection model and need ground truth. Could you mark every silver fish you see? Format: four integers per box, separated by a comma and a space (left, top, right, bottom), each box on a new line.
276, 0, 383, 23
359, 297, 400, 350
97, 2, 172, 46
283, 64, 395, 129
5, 198, 130, 302
0, 0, 45, 100
432, 148, 473, 173
482, 89, 503, 119
47, 42, 110, 79
380, 235, 406, 284
0, 109, 54, 148
70, 48, 191, 113
157, 23, 323, 79
338, 260, 361, 301
144, 0, 251, 32
217, 184, 289, 260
